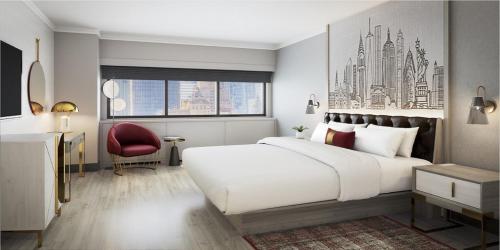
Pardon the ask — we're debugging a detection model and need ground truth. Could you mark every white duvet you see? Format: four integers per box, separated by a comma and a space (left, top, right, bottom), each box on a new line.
183, 137, 430, 215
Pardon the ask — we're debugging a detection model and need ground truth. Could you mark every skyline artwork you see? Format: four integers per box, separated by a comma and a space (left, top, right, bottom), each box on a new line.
329, 1, 446, 117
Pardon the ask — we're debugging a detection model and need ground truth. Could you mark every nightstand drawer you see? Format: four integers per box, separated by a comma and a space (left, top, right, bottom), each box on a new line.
416, 170, 481, 208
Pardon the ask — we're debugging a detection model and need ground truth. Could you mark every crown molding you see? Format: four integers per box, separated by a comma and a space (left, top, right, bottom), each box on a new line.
100, 32, 277, 50
23, 0, 55, 30
54, 26, 101, 36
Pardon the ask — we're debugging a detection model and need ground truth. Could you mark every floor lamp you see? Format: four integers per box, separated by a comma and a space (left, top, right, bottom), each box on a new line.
102, 80, 123, 123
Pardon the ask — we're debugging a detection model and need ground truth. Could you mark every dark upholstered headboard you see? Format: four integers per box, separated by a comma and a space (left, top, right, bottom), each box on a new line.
324, 112, 440, 163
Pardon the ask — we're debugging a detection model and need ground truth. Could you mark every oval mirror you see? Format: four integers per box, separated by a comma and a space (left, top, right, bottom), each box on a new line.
28, 39, 46, 115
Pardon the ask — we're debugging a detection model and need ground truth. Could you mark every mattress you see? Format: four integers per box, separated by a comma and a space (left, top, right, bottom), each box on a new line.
183, 138, 430, 215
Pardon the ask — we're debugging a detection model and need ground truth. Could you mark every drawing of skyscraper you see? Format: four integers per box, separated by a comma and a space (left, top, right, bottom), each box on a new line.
374, 25, 382, 86
357, 34, 366, 107
365, 18, 375, 106
402, 48, 415, 108
382, 28, 396, 104
396, 29, 404, 108
352, 64, 357, 100
346, 58, 352, 97
430, 61, 444, 108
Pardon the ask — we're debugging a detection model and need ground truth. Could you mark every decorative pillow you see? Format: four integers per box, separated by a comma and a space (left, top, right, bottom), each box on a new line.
367, 124, 419, 158
311, 123, 329, 143
325, 129, 355, 149
353, 127, 406, 158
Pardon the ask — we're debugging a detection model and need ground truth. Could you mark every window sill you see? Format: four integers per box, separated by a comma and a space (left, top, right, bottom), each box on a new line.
100, 116, 276, 124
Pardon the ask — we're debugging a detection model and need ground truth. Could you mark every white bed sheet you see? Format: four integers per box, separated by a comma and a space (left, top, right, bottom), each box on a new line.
183, 140, 430, 215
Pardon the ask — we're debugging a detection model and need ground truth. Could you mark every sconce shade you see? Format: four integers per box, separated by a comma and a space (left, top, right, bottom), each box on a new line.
471, 96, 486, 109
467, 106, 488, 124
467, 96, 488, 124
306, 101, 315, 114
51, 101, 79, 113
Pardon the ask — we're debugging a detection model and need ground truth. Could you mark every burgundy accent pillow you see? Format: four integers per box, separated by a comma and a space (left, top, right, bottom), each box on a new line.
325, 128, 355, 149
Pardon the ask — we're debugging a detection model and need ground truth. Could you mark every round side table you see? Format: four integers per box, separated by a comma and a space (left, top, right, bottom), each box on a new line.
163, 136, 185, 166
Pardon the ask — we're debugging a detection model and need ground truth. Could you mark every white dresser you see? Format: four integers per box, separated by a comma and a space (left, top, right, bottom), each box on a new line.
1, 133, 62, 247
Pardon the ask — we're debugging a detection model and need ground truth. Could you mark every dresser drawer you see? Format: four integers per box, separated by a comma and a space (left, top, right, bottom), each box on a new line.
416, 170, 481, 208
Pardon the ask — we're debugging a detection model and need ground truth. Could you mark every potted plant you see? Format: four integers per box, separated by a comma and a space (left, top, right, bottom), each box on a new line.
292, 125, 308, 139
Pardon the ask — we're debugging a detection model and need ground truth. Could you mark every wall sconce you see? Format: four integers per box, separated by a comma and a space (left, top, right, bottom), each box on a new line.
467, 85, 496, 124
305, 94, 320, 114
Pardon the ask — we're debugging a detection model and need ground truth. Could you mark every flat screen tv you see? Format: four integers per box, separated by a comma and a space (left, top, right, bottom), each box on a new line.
0, 41, 22, 118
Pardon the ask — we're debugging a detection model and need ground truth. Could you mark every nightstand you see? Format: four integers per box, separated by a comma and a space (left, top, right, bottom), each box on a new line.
412, 164, 499, 249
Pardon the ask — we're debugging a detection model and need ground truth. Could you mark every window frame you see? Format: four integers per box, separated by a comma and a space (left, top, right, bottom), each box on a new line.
106, 80, 266, 119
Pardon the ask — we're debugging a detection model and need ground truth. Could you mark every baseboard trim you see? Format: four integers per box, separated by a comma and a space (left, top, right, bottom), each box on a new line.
67, 163, 100, 172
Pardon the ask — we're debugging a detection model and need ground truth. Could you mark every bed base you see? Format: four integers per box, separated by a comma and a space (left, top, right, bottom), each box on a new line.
225, 191, 412, 235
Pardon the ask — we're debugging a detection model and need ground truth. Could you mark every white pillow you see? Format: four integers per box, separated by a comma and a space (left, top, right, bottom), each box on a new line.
327, 121, 367, 132
310, 123, 329, 143
353, 127, 406, 158
367, 125, 419, 158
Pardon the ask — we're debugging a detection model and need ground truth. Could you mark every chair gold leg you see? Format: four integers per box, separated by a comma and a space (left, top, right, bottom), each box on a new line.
113, 155, 123, 176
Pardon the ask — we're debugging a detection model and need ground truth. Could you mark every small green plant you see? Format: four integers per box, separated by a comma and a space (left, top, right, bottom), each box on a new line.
292, 125, 308, 132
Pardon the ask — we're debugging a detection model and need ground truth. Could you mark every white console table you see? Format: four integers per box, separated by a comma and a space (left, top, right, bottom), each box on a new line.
0, 133, 63, 248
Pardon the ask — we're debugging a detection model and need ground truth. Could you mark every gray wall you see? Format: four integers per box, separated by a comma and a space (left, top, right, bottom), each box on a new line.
100, 39, 276, 72
0, 2, 55, 134
55, 32, 100, 164
273, 1, 500, 170
273, 33, 328, 137
449, 1, 499, 171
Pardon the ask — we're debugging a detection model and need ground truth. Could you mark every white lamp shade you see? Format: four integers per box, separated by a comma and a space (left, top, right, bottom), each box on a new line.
111, 98, 126, 112
102, 80, 120, 98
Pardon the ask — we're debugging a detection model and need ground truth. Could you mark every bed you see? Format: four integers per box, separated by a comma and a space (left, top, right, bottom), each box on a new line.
183, 113, 442, 234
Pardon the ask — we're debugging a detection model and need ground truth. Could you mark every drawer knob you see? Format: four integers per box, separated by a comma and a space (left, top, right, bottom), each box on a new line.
451, 182, 455, 198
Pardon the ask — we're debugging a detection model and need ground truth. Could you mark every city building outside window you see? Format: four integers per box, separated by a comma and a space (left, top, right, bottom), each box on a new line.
108, 80, 265, 118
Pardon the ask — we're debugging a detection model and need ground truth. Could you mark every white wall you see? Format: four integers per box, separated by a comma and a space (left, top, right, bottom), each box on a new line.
100, 39, 276, 71
54, 32, 100, 164
99, 118, 276, 166
0, 2, 54, 134
272, 33, 327, 137
448, 1, 499, 171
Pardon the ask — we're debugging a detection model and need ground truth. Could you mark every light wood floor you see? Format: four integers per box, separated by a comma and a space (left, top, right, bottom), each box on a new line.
2, 166, 252, 250
2, 166, 498, 250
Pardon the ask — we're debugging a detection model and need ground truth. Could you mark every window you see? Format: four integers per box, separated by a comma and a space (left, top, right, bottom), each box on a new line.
168, 81, 217, 116
110, 79, 165, 117
219, 82, 264, 115
102, 66, 271, 118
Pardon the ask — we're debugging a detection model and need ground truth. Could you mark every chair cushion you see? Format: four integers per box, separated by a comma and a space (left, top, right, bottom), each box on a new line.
121, 144, 158, 157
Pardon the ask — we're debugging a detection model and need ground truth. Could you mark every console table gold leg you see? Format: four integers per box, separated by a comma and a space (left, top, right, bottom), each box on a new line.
37, 230, 43, 248
78, 141, 84, 177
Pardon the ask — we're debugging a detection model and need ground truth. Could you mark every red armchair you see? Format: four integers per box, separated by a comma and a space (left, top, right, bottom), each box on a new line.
107, 122, 161, 175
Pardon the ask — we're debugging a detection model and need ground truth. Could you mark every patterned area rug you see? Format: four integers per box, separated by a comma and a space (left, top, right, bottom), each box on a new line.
244, 216, 454, 250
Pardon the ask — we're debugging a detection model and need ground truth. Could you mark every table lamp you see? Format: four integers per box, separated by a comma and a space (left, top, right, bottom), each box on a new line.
51, 101, 79, 132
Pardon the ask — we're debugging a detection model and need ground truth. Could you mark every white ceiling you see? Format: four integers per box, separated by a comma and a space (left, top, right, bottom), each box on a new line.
32, 0, 386, 50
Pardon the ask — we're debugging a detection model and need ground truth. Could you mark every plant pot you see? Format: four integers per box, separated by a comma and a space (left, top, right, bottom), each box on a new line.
295, 131, 305, 139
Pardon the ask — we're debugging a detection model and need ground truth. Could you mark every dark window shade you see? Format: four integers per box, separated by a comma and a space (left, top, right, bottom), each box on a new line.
101, 66, 273, 83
